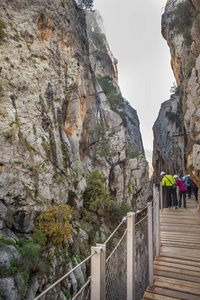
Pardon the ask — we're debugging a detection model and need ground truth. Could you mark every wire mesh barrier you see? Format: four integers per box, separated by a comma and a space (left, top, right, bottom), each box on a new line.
135, 212, 149, 300
106, 227, 127, 299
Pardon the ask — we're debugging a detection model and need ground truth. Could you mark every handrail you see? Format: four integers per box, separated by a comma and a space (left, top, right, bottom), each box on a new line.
106, 229, 128, 262
33, 252, 96, 300
34, 197, 156, 300
72, 277, 91, 300
104, 203, 150, 245
104, 216, 128, 245
136, 205, 148, 215
135, 214, 148, 226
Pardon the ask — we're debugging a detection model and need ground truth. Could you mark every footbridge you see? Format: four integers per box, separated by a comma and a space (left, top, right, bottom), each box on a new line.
143, 195, 200, 300
33, 186, 200, 300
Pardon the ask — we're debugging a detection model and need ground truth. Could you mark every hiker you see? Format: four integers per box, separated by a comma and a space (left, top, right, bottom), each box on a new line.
191, 180, 198, 201
182, 176, 186, 186
185, 174, 192, 198
174, 175, 187, 208
160, 171, 178, 208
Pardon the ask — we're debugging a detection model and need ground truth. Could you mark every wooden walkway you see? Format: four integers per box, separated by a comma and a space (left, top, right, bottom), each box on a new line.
143, 197, 200, 300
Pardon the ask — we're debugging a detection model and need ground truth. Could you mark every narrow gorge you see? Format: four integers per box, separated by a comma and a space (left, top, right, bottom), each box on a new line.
1, 0, 200, 299
153, 0, 200, 212
0, 0, 150, 299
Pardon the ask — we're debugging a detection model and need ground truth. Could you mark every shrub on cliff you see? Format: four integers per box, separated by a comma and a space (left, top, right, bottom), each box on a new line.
83, 170, 113, 212
0, 18, 6, 40
0, 237, 48, 297
172, 0, 194, 46
83, 170, 130, 223
33, 204, 73, 247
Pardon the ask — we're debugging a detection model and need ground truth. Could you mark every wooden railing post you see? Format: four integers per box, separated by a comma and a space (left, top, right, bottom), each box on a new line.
160, 182, 163, 209
91, 246, 103, 300
155, 191, 161, 256
127, 212, 135, 300
153, 184, 156, 237
148, 202, 154, 286
96, 243, 106, 300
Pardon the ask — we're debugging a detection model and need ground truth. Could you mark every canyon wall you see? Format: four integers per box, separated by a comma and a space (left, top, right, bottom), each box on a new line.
153, 0, 200, 209
0, 1, 149, 298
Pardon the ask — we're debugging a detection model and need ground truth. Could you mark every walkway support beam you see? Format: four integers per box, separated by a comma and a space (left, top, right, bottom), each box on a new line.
127, 212, 136, 300
148, 201, 154, 286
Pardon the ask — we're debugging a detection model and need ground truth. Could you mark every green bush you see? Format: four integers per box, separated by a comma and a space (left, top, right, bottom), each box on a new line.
83, 170, 112, 212
16, 241, 49, 296
172, 0, 194, 46
1, 236, 48, 297
128, 150, 143, 159
83, 170, 130, 223
0, 18, 6, 40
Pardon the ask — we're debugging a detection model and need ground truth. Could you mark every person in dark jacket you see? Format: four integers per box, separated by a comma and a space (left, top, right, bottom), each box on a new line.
191, 180, 198, 201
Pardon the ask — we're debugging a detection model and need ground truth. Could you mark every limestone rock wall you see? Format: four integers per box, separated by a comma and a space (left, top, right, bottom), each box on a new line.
152, 93, 187, 181
153, 0, 200, 209
0, 0, 150, 298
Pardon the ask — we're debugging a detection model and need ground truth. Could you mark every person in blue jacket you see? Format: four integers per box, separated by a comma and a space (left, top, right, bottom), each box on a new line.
185, 175, 192, 198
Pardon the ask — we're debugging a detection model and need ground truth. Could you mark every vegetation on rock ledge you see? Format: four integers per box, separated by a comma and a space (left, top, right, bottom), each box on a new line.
83, 170, 130, 224
33, 204, 73, 247
172, 0, 195, 46
0, 18, 6, 40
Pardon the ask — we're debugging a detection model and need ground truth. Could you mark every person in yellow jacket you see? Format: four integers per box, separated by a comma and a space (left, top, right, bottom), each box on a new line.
160, 171, 178, 208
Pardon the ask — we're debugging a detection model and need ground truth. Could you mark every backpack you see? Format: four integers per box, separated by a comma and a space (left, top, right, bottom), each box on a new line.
191, 180, 198, 188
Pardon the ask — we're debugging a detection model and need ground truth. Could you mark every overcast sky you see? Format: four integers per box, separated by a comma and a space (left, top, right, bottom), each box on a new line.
93, 0, 175, 150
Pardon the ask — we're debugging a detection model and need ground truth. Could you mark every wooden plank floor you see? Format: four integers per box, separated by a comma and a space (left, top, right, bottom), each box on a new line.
142, 196, 200, 300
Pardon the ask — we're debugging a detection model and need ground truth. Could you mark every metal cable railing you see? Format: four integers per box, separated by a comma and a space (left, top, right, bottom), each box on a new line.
33, 252, 96, 300
33, 186, 161, 300
105, 216, 128, 245
72, 277, 91, 300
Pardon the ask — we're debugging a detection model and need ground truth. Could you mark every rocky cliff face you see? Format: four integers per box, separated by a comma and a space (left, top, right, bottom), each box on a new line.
153, 0, 200, 206
153, 92, 187, 180
0, 1, 149, 298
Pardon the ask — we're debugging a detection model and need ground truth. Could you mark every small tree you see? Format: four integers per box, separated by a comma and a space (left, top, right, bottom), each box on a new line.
76, 0, 94, 10
83, 170, 130, 223
83, 170, 111, 212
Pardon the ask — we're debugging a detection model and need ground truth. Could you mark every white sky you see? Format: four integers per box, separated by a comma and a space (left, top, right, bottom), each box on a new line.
93, 0, 175, 150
